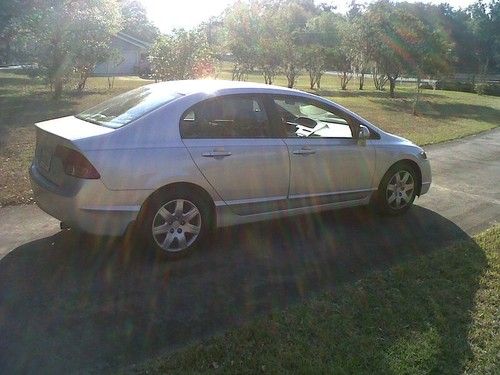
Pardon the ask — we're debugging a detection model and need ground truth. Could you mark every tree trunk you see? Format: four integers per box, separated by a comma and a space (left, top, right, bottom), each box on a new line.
412, 76, 421, 115
340, 71, 351, 90
53, 76, 63, 99
340, 72, 346, 90
286, 65, 296, 88
77, 69, 89, 92
359, 73, 364, 90
309, 72, 315, 89
372, 66, 388, 91
388, 76, 396, 98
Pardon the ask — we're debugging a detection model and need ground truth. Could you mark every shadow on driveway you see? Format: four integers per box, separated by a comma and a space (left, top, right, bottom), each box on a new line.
0, 206, 480, 373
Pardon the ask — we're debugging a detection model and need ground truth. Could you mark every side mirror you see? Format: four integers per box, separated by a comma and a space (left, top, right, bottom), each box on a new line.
358, 125, 370, 140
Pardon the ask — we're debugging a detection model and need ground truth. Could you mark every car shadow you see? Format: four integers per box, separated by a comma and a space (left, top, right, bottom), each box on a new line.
0, 206, 484, 373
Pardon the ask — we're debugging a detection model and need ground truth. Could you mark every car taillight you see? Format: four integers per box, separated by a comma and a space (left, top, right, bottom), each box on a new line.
54, 145, 100, 179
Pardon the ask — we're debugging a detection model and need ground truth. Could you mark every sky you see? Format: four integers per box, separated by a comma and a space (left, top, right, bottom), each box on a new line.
139, 0, 478, 33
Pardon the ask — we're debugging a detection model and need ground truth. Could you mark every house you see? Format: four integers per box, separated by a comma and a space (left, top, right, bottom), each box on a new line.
93, 32, 151, 76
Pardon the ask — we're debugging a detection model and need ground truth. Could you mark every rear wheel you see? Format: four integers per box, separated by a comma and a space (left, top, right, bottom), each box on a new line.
375, 163, 418, 215
138, 190, 211, 259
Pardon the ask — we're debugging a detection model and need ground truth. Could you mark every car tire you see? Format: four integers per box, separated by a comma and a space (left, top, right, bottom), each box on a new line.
374, 162, 418, 215
137, 189, 212, 259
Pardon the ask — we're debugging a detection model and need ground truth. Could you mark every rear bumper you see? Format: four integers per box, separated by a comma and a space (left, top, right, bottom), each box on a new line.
30, 164, 142, 236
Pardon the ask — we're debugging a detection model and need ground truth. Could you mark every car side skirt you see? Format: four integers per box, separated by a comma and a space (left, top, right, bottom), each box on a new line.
215, 194, 374, 227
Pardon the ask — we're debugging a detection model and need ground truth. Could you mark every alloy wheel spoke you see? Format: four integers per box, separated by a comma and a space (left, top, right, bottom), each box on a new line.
177, 233, 187, 249
157, 207, 173, 221
174, 199, 184, 217
387, 183, 396, 192
401, 191, 410, 202
401, 172, 410, 183
405, 183, 414, 192
183, 223, 200, 234
183, 208, 199, 222
153, 223, 169, 235
388, 193, 397, 204
162, 232, 175, 249
395, 195, 401, 208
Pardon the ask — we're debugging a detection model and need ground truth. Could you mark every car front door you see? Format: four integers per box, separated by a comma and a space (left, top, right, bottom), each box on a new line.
270, 95, 376, 207
180, 94, 289, 215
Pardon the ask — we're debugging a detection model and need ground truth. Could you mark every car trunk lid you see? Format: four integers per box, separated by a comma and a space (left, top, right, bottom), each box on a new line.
34, 116, 112, 185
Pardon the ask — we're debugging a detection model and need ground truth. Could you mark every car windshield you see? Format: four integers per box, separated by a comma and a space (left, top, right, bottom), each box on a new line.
76, 86, 182, 128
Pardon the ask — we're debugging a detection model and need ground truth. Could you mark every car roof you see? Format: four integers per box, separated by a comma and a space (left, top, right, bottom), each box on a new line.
145, 79, 306, 96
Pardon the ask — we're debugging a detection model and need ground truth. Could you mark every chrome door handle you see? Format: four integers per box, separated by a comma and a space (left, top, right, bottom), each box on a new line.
202, 151, 232, 158
293, 148, 316, 155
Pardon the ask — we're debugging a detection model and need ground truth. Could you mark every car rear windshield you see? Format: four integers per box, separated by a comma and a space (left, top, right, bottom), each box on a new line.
76, 86, 182, 128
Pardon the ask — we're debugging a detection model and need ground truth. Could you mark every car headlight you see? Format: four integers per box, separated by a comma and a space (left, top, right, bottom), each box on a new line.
419, 151, 427, 159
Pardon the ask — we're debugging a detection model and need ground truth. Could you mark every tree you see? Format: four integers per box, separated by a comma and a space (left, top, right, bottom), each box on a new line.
333, 16, 356, 90
224, 0, 262, 81
199, 17, 225, 78
302, 45, 326, 89
364, 0, 450, 98
149, 29, 213, 81
466, 0, 500, 75
347, 1, 370, 90
0, 0, 37, 64
302, 10, 339, 90
118, 0, 159, 41
274, 0, 317, 88
12, 0, 121, 98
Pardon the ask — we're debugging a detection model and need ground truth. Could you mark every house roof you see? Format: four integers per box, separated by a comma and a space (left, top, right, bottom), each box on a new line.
115, 32, 151, 49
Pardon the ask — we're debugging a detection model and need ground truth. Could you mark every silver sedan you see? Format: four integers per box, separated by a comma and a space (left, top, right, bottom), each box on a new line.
30, 80, 431, 258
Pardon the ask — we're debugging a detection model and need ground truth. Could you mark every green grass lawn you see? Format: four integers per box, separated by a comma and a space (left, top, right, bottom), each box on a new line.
132, 225, 500, 374
0, 69, 499, 206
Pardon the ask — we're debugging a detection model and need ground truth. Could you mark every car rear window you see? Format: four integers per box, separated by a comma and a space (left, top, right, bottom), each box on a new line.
76, 86, 182, 128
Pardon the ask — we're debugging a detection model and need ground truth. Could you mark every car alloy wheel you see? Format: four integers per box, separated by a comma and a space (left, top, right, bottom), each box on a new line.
385, 170, 415, 210
151, 199, 202, 252
374, 163, 418, 215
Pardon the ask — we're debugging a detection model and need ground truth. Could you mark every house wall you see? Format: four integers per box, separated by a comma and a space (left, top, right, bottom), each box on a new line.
93, 37, 144, 76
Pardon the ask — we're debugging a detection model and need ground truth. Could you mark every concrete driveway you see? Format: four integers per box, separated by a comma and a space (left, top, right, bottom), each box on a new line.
0, 128, 498, 373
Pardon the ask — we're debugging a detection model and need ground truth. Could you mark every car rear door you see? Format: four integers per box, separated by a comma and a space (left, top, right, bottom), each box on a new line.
181, 94, 289, 215
269, 95, 376, 207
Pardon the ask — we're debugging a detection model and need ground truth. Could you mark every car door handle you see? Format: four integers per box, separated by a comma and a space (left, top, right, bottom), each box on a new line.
292, 148, 316, 155
202, 151, 232, 158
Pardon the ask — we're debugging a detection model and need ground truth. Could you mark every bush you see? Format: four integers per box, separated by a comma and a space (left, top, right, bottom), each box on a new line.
435, 79, 475, 93
419, 82, 434, 90
475, 82, 500, 96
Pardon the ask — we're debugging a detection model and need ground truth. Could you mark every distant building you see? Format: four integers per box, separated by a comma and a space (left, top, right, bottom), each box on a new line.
93, 32, 150, 76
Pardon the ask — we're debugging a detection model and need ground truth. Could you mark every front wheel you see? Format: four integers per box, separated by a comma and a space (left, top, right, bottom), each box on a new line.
137, 190, 211, 259
374, 163, 418, 215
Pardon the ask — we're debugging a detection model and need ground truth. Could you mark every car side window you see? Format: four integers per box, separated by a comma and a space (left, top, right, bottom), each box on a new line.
272, 97, 354, 139
180, 96, 270, 138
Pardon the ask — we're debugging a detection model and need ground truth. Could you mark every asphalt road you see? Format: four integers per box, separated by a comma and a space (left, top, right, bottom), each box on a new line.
0, 128, 498, 373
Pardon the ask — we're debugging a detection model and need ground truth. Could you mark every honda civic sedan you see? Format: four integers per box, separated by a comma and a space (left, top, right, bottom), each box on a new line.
30, 80, 431, 258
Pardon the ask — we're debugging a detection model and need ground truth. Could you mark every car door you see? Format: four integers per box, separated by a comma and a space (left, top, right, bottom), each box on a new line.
269, 95, 376, 207
180, 94, 289, 215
